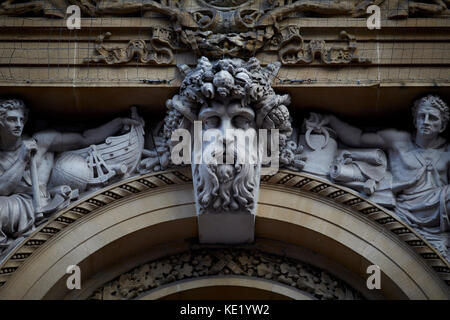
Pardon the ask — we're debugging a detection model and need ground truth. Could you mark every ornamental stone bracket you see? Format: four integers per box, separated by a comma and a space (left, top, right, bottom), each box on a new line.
74, 0, 374, 65
166, 57, 294, 243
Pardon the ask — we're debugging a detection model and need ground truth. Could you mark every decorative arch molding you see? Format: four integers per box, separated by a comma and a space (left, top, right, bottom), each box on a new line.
136, 276, 313, 300
0, 169, 448, 299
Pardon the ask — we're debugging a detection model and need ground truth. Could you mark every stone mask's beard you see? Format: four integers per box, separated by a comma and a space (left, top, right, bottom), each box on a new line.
194, 139, 258, 214
194, 163, 257, 214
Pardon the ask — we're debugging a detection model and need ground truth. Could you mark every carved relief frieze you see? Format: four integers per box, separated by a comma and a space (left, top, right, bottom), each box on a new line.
178, 29, 267, 58
0, 0, 449, 300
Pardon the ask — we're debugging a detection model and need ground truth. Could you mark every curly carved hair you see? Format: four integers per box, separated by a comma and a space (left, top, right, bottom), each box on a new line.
412, 95, 449, 129
162, 57, 293, 146
0, 98, 28, 124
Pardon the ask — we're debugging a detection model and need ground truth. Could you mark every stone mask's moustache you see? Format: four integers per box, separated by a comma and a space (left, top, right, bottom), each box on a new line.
201, 140, 258, 165
202, 141, 238, 165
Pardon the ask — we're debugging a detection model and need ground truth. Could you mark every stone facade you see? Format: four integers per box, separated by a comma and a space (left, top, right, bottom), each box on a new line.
0, 0, 449, 300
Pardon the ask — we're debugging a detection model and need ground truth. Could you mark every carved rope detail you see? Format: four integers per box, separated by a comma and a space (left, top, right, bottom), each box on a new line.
88, 247, 363, 300
0, 169, 449, 290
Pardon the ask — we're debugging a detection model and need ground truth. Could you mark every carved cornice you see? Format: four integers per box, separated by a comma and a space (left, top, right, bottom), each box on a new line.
0, 169, 448, 291
88, 247, 363, 300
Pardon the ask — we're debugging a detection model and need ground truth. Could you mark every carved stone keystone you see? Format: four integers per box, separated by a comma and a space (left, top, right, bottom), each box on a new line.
140, 56, 301, 243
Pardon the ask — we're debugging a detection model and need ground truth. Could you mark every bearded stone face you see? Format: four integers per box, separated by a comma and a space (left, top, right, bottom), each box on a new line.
192, 97, 260, 214
160, 57, 293, 243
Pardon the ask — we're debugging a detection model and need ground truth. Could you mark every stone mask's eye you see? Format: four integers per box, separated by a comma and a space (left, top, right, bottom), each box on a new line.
233, 116, 250, 129
204, 116, 220, 129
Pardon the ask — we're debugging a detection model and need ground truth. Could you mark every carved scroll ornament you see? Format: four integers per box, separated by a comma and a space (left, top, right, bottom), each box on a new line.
278, 28, 371, 65
84, 29, 175, 65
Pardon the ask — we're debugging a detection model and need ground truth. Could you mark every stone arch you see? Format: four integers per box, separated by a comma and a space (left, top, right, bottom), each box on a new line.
0, 169, 448, 300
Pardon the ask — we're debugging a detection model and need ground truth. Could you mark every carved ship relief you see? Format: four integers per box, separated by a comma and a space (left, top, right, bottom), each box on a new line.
50, 108, 145, 192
